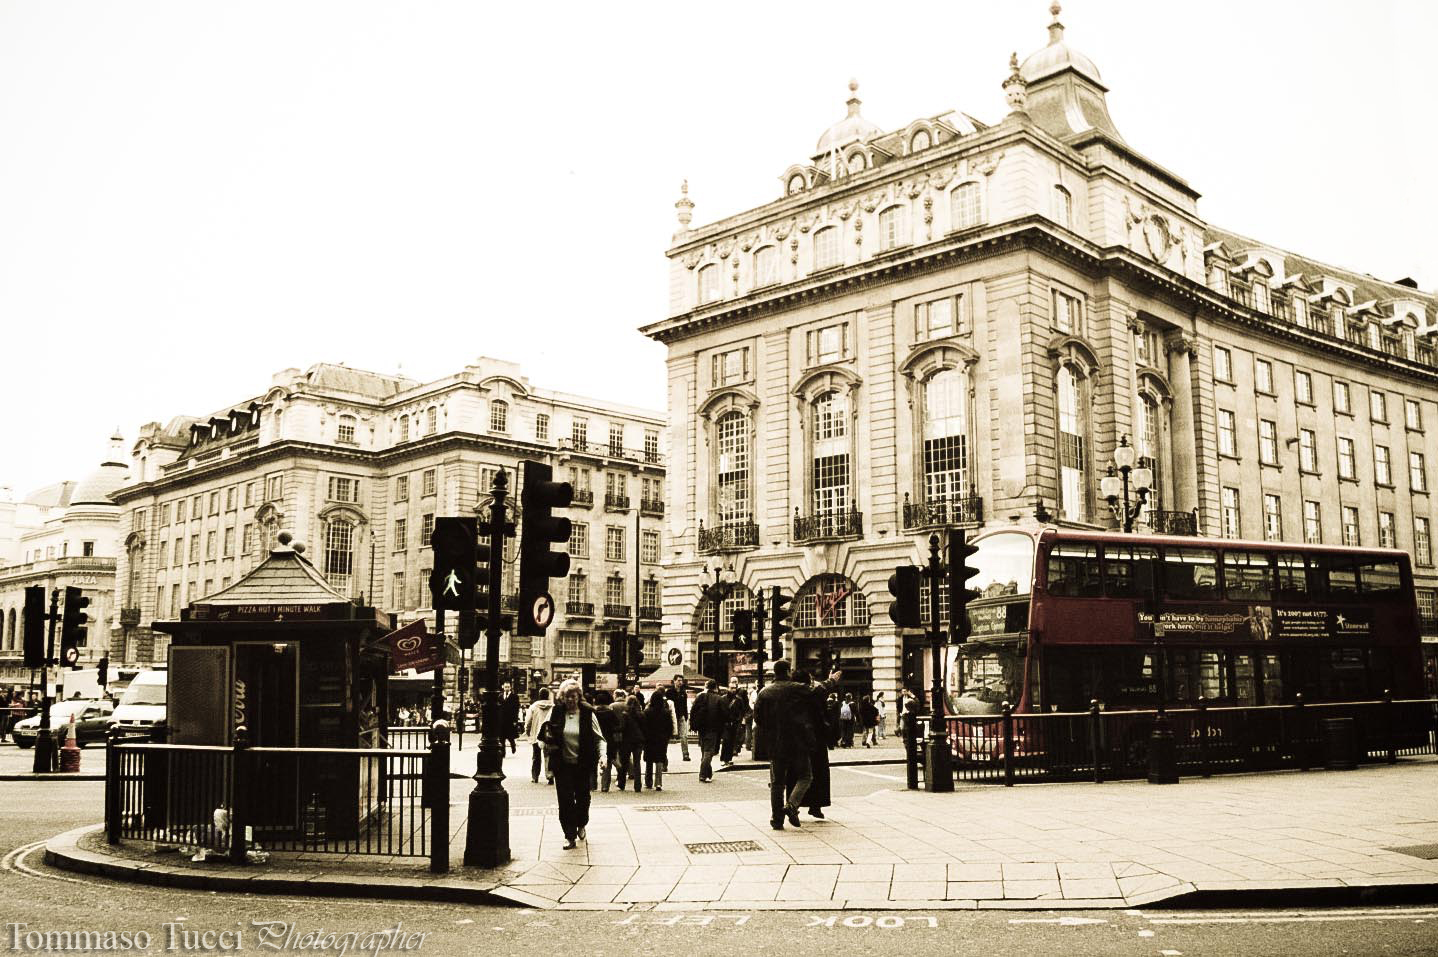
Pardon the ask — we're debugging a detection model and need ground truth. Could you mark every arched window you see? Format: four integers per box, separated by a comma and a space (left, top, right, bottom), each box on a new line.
715, 411, 750, 527
425, 407, 438, 435
795, 575, 869, 628
753, 246, 778, 288
811, 390, 851, 519
490, 400, 509, 433
337, 414, 357, 444
324, 520, 355, 595
1052, 185, 1072, 230
910, 129, 931, 153
1057, 365, 1088, 522
813, 226, 840, 271
698, 263, 720, 303
398, 414, 410, 443
922, 368, 970, 511
877, 205, 907, 251
1137, 392, 1166, 510
951, 182, 982, 231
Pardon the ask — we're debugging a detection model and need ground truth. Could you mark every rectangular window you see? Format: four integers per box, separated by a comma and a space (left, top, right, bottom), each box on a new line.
1263, 493, 1282, 541
1214, 345, 1233, 382
642, 577, 659, 610
205, 531, 216, 560
328, 476, 358, 503
421, 513, 434, 542
1221, 487, 1241, 538
1417, 588, 1437, 628
1218, 409, 1237, 457
644, 430, 660, 463
191, 495, 203, 517
171, 584, 180, 617
393, 572, 406, 609
425, 407, 437, 435
173, 539, 184, 565
569, 466, 591, 493
569, 523, 589, 558
915, 294, 967, 340
1258, 419, 1278, 465
82, 540, 95, 557
1406, 398, 1423, 431
608, 423, 625, 456
1342, 505, 1360, 546
535, 413, 550, 442
208, 491, 220, 515
641, 529, 659, 564
1303, 500, 1322, 544
222, 527, 234, 558
605, 575, 625, 608
1376, 445, 1393, 486
1333, 380, 1351, 415
877, 205, 907, 250
1337, 437, 1356, 480
189, 534, 200, 563
572, 417, 588, 450
175, 500, 187, 523
1295, 370, 1313, 405
605, 526, 625, 562
1411, 452, 1428, 492
1417, 517, 1433, 567
1053, 290, 1083, 335
265, 474, 282, 502
1378, 511, 1395, 547
160, 503, 171, 526
242, 524, 254, 555
394, 518, 407, 551
395, 475, 409, 501
422, 469, 436, 497
805, 321, 850, 366
754, 245, 778, 287
1255, 358, 1274, 394
1299, 429, 1317, 472
244, 482, 256, 507
1371, 389, 1388, 423
567, 574, 587, 605
337, 417, 356, 444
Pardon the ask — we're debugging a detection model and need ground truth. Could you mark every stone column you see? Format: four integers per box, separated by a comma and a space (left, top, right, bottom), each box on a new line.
1167, 337, 1199, 513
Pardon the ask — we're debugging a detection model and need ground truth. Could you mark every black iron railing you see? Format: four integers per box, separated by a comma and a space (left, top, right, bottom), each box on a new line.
571, 489, 594, 507
566, 601, 595, 617
902, 493, 983, 530
604, 603, 631, 620
605, 493, 630, 510
1147, 508, 1200, 536
793, 507, 863, 543
697, 520, 759, 553
640, 498, 664, 516
639, 605, 662, 621
913, 697, 1437, 788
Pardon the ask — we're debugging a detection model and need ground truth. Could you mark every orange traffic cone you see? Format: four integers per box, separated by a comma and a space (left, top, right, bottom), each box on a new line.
58, 715, 81, 772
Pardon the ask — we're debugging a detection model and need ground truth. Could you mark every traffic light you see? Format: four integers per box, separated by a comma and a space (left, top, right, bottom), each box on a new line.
732, 609, 753, 649
517, 461, 572, 637
97, 655, 109, 688
61, 586, 89, 669
607, 630, 626, 672
947, 528, 982, 642
887, 565, 922, 628
770, 586, 791, 661
22, 586, 45, 668
430, 517, 478, 612
458, 665, 470, 696
629, 633, 644, 671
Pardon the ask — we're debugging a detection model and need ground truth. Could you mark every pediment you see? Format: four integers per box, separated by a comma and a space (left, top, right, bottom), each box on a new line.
898, 340, 980, 381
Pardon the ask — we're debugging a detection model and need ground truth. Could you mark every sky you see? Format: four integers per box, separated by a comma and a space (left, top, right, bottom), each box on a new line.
1, 0, 1434, 497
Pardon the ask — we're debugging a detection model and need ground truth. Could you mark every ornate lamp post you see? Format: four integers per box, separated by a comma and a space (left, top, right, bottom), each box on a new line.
701, 563, 733, 682
1100, 435, 1153, 532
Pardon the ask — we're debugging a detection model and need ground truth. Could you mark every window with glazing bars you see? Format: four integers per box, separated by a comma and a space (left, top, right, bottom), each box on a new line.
1057, 366, 1085, 522
716, 411, 749, 524
325, 521, 354, 585
923, 369, 968, 507
811, 392, 849, 517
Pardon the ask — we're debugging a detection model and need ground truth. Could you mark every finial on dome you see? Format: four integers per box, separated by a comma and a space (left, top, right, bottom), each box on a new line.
1003, 51, 1029, 114
674, 179, 694, 228
1048, 1, 1064, 44
846, 78, 861, 116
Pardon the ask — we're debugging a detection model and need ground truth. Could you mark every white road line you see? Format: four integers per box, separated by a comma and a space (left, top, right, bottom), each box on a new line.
835, 767, 907, 782
1150, 910, 1438, 926
1, 841, 87, 884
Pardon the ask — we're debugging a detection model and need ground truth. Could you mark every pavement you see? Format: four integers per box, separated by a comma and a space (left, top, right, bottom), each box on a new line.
39, 739, 1438, 912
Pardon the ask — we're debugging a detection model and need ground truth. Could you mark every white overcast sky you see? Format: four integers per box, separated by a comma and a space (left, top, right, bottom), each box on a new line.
1, 0, 1434, 497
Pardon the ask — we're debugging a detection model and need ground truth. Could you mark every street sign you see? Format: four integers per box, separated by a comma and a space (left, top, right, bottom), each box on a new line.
382, 619, 442, 674
665, 647, 682, 666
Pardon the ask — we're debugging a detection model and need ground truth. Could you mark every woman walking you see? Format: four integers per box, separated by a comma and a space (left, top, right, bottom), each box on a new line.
524, 688, 555, 783
642, 687, 673, 791
543, 679, 606, 850
859, 694, 879, 748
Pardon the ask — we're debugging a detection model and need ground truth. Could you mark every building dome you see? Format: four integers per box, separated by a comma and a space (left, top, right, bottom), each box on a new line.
70, 432, 128, 506
1019, 2, 1103, 86
816, 80, 882, 154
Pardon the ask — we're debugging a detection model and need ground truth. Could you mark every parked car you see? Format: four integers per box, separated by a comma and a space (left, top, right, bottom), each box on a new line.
111, 669, 166, 735
11, 698, 114, 748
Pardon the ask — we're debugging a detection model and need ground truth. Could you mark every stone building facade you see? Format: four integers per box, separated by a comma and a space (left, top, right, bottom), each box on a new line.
644, 6, 1438, 694
110, 358, 666, 684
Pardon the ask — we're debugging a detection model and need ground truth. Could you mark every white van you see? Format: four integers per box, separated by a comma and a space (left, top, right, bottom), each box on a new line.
112, 669, 167, 734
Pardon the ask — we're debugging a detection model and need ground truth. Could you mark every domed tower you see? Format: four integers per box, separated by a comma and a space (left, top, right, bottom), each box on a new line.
1018, 2, 1124, 143
813, 80, 884, 179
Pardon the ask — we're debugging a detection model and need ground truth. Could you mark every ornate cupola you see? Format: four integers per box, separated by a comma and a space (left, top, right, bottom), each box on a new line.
1017, 2, 1124, 142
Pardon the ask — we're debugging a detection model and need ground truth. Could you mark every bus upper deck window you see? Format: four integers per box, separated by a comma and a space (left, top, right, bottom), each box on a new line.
1047, 543, 1101, 597
1103, 544, 1158, 598
1358, 560, 1402, 596
1322, 555, 1359, 596
1275, 553, 1309, 599
1224, 551, 1273, 601
1164, 547, 1220, 600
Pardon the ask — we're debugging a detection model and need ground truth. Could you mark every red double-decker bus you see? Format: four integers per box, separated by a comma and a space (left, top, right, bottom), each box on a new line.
944, 526, 1425, 716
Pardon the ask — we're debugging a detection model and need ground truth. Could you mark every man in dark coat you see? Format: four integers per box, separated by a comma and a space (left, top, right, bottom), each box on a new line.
665, 676, 691, 761
642, 690, 674, 790
719, 677, 749, 766
594, 691, 618, 792
791, 671, 832, 819
690, 678, 728, 782
499, 681, 521, 754
755, 659, 841, 830
621, 693, 646, 791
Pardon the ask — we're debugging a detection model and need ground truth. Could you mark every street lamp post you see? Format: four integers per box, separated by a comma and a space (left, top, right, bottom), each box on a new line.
702, 564, 733, 683
1100, 435, 1176, 784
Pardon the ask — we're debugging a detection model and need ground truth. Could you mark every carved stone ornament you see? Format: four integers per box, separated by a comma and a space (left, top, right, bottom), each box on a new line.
1142, 214, 1173, 263
928, 164, 958, 191
680, 250, 702, 270
1166, 336, 1198, 359
740, 231, 759, 253
836, 200, 859, 221
969, 151, 1003, 177
907, 180, 923, 200
798, 213, 819, 234
773, 218, 794, 242
717, 237, 736, 260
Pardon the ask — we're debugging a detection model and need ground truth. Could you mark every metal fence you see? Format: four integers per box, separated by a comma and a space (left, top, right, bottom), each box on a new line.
915, 697, 1438, 787
105, 726, 450, 871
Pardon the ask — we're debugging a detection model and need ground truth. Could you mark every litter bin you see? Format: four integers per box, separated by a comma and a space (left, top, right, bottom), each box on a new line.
1322, 717, 1358, 770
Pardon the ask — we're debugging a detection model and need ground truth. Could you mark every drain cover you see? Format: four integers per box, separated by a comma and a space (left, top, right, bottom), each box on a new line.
686, 840, 764, 854
511, 807, 552, 817
1387, 844, 1438, 860
634, 805, 693, 812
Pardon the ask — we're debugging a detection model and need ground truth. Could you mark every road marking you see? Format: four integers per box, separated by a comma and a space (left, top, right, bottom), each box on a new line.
1, 841, 87, 884
1009, 917, 1107, 926
835, 767, 907, 782
1149, 909, 1438, 926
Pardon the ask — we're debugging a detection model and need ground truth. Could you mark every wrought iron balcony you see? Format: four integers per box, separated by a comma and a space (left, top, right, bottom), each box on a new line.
604, 603, 631, 620
605, 492, 630, 511
640, 497, 664, 516
697, 519, 759, 554
793, 506, 863, 543
571, 489, 594, 507
639, 605, 662, 621
901, 493, 983, 530
1147, 508, 1201, 536
566, 601, 594, 618
501, 593, 520, 612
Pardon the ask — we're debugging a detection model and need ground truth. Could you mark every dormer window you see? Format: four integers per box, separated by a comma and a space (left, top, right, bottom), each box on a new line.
698, 263, 720, 304
813, 227, 840, 270
877, 206, 907, 251
1052, 185, 1072, 230
336, 415, 356, 445
910, 129, 931, 152
490, 400, 509, 433
1252, 281, 1270, 314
